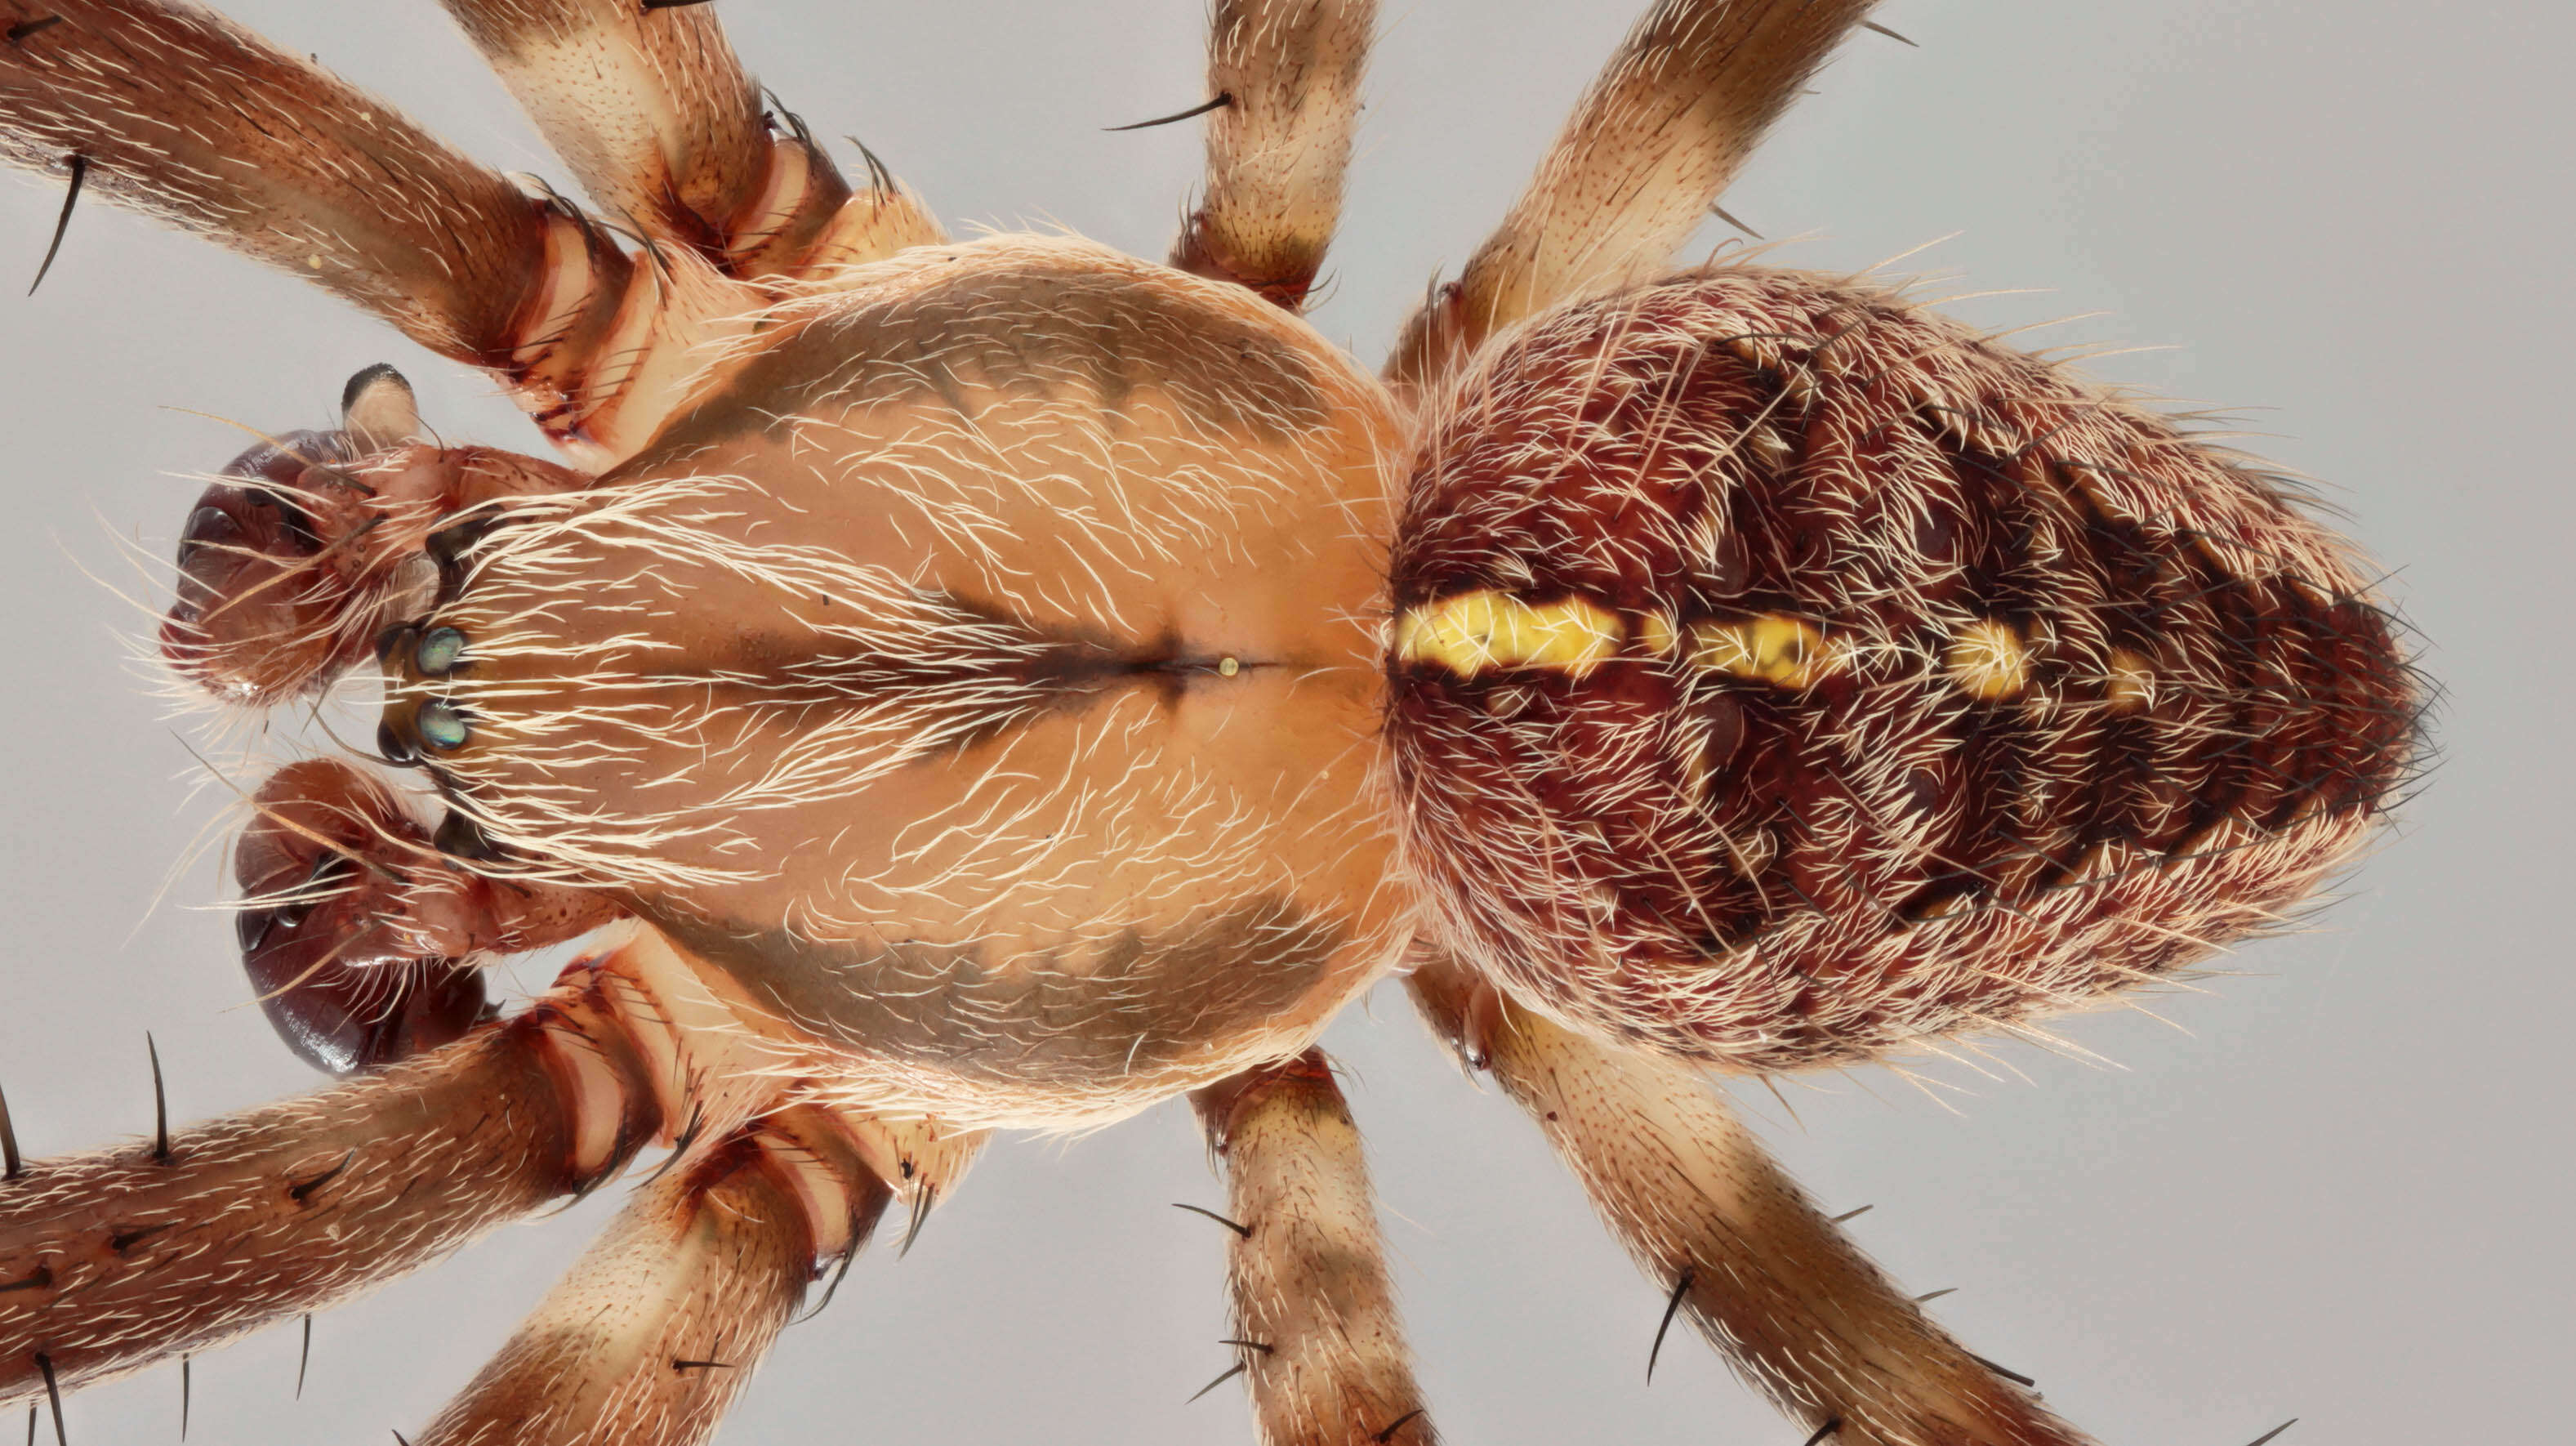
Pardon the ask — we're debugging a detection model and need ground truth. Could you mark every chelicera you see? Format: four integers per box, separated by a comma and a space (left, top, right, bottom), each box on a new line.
0, 2, 2416, 1445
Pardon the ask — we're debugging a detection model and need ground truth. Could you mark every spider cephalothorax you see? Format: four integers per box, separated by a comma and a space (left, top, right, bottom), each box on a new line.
0, 2, 2413, 1445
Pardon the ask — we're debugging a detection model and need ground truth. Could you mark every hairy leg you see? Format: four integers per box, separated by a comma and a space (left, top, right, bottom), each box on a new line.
0, 0, 624, 379
1408, 955, 2093, 1446
431, 0, 941, 277
1192, 1051, 1437, 1446
1170, 0, 1375, 310
0, 962, 666, 1408
412, 1105, 920, 1446
1384, 0, 1877, 395
0, 0, 776, 462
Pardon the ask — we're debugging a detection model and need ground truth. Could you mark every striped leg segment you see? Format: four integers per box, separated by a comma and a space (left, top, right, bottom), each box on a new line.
1170, 0, 1375, 310
412, 1105, 900, 1446
1384, 0, 1877, 394
0, 0, 626, 370
0, 966, 665, 1408
1192, 1051, 1437, 1446
1408, 956, 2095, 1446
433, 0, 942, 276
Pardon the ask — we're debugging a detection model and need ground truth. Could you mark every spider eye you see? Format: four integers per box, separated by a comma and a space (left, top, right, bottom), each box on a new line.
417, 699, 471, 751
414, 627, 466, 676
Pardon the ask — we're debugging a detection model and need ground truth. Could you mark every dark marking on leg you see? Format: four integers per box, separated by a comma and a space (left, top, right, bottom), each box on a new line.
1186, 1360, 1247, 1403
25, 153, 83, 297
1799, 1419, 1843, 1446
0, 1264, 51, 1294
796, 1235, 862, 1324
6, 16, 65, 44
1171, 1202, 1254, 1238
643, 1104, 706, 1188
1967, 1352, 2035, 1387
2242, 1421, 2297, 1446
0, 1080, 20, 1180
33, 1351, 65, 1446
1373, 1407, 1428, 1442
289, 1150, 358, 1204
1647, 1265, 1695, 1381
1829, 1204, 1872, 1223
1708, 201, 1763, 239
146, 1033, 170, 1164
898, 1182, 936, 1258
296, 1314, 312, 1398
1106, 93, 1234, 132
109, 1223, 175, 1253
668, 1359, 735, 1372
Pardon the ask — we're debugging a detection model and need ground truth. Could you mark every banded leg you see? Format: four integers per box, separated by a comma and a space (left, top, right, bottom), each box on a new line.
1171, 0, 1375, 310
0, 0, 627, 373
412, 1105, 939, 1446
1384, 0, 1878, 395
0, 964, 665, 1408
1408, 955, 2094, 1446
435, 0, 943, 275
1192, 1051, 1437, 1446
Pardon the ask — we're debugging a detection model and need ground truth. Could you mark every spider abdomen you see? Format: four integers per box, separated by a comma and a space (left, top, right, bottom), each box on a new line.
1386, 268, 2418, 1070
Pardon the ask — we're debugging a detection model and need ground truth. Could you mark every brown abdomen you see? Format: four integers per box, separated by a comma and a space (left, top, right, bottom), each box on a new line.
1385, 268, 2418, 1072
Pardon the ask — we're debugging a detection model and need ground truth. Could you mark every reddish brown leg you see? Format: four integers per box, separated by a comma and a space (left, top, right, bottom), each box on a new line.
1384, 0, 1879, 396
233, 758, 624, 1075
1408, 954, 2095, 1446
434, 0, 942, 276
412, 1105, 893, 1446
1170, 0, 1376, 310
0, 0, 628, 378
1192, 1051, 1438, 1446
0, 963, 666, 1409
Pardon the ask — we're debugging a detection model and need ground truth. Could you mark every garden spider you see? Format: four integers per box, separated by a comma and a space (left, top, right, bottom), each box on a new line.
0, 2, 2421, 1443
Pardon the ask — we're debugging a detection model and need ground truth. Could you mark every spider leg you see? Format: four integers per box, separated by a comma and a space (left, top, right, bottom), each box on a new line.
430, 0, 943, 277
0, 962, 666, 1410
410, 1105, 974, 1446
0, 0, 626, 383
1384, 0, 1878, 394
1193, 1050, 1438, 1446
1170, 0, 1375, 310
1407, 956, 2096, 1446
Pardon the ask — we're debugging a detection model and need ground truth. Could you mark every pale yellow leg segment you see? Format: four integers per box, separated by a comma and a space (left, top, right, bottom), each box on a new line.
1385, 0, 1878, 395
434, 0, 941, 276
1171, 0, 1376, 310
1193, 1051, 1438, 1446
1408, 956, 2097, 1446
412, 1105, 907, 1446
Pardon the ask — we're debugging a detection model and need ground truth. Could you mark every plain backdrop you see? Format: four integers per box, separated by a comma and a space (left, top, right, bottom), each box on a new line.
0, 2, 2562, 1443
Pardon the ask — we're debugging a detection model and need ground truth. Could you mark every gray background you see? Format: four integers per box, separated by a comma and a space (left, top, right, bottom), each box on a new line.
0, 2, 2562, 1442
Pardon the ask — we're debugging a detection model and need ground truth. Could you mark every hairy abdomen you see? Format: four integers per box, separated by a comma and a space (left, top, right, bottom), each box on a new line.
1387, 267, 2418, 1071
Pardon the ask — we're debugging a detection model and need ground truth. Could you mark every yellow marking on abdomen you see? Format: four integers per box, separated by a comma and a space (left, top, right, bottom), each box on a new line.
1945, 618, 2030, 700
1395, 591, 1624, 678
1688, 614, 1836, 689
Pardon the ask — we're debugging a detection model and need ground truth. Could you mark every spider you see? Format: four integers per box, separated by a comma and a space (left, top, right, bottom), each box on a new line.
0, 2, 2422, 1444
